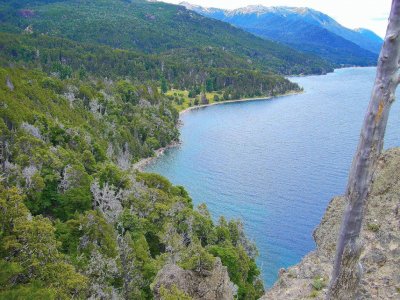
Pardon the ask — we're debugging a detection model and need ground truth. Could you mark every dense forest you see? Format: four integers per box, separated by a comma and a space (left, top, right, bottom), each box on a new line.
0, 67, 264, 299
0, 32, 301, 101
0, 0, 335, 299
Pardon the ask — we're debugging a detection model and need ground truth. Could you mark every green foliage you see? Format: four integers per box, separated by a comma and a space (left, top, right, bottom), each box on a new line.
180, 242, 215, 275
0, 185, 89, 299
309, 289, 319, 298
161, 77, 169, 94
311, 276, 326, 291
0, 32, 302, 101
159, 285, 192, 300
207, 218, 264, 299
0, 66, 179, 167
52, 62, 72, 80
137, 172, 173, 194
0, 282, 58, 300
57, 210, 118, 259
367, 223, 380, 232
116, 80, 139, 105
0, 260, 23, 290
0, 159, 263, 299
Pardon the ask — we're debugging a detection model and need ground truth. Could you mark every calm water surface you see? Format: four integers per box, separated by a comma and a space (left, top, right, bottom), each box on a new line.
145, 67, 400, 287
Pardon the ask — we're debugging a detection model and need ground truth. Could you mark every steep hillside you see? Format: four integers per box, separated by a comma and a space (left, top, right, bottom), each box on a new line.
0, 66, 264, 299
183, 3, 381, 66
262, 148, 400, 299
0, 0, 333, 75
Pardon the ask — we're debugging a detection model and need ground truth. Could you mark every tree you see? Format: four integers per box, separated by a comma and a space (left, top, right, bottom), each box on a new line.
0, 185, 88, 298
200, 92, 209, 105
180, 241, 215, 276
205, 78, 214, 92
116, 80, 139, 104
161, 76, 168, 93
328, 1, 400, 298
91, 181, 124, 223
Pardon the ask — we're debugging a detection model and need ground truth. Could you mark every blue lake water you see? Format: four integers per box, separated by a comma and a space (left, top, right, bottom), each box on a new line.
145, 67, 400, 287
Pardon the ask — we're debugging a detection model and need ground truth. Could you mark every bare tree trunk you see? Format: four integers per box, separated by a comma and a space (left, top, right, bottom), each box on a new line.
327, 1, 400, 299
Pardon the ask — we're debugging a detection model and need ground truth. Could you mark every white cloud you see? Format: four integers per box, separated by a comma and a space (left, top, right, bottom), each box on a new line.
162, 0, 391, 37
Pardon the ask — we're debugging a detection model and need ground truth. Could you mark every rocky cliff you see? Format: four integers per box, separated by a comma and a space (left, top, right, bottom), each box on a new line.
152, 258, 236, 300
263, 148, 400, 299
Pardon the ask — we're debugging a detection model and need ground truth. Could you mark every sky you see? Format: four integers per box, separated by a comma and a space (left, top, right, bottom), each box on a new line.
161, 0, 391, 38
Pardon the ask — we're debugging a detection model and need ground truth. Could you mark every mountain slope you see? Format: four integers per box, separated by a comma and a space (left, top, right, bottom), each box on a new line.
0, 0, 333, 75
0, 31, 301, 103
355, 28, 384, 51
182, 3, 381, 66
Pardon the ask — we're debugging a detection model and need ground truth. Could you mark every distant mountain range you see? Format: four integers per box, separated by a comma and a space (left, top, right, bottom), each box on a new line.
0, 0, 334, 75
181, 3, 383, 66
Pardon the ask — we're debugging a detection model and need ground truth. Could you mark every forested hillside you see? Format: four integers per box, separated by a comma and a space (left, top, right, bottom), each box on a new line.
0, 32, 301, 102
0, 66, 264, 299
0, 0, 333, 75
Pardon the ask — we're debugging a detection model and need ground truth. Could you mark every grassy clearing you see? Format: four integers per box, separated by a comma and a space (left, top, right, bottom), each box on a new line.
165, 89, 225, 112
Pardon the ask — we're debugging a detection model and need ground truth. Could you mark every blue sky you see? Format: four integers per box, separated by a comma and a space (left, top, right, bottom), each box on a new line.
162, 0, 391, 37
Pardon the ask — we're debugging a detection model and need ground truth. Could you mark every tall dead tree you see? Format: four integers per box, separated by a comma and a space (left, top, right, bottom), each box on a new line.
328, 1, 400, 298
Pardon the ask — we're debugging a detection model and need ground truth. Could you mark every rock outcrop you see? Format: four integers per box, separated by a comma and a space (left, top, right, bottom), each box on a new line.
262, 148, 400, 299
152, 258, 236, 300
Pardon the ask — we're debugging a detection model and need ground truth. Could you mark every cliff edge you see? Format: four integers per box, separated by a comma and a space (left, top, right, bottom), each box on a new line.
152, 258, 236, 299
262, 148, 400, 299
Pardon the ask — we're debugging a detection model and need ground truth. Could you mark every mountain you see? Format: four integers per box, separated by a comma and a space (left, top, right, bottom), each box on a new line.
0, 0, 333, 75
355, 28, 384, 50
182, 3, 382, 66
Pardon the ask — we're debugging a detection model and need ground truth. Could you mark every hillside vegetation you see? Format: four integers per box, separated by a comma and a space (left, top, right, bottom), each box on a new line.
0, 66, 264, 299
0, 32, 301, 103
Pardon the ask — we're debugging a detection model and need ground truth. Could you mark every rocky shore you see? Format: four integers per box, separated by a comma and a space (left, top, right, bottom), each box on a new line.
132, 141, 181, 171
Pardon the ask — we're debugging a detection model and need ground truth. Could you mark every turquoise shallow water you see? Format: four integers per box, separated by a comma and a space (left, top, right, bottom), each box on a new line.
145, 67, 400, 287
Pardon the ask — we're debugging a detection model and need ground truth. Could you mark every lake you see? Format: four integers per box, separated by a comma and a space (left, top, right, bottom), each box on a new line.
145, 67, 400, 287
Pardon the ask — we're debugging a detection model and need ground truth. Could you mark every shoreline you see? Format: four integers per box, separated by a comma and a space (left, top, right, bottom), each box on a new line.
133, 89, 303, 171
179, 90, 303, 115
132, 141, 181, 171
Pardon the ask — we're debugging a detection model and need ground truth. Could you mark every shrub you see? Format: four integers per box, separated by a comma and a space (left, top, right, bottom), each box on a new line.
311, 276, 326, 291
367, 223, 380, 232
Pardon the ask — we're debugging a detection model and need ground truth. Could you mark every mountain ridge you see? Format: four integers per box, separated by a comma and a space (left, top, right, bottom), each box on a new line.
0, 0, 333, 75
181, 2, 382, 66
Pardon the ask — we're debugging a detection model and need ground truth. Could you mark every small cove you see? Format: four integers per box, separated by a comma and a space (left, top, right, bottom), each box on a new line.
145, 67, 400, 287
